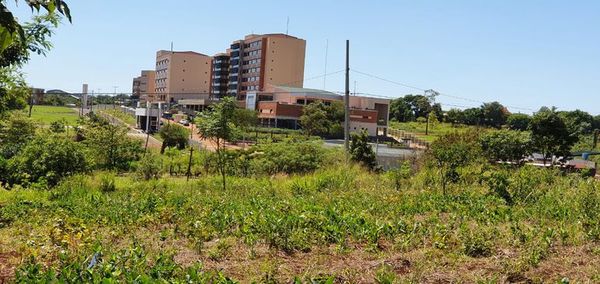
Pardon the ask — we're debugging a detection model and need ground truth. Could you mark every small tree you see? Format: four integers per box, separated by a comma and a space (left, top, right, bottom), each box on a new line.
428, 131, 480, 194
158, 123, 188, 154
506, 113, 531, 131
196, 97, 237, 190
82, 123, 143, 171
446, 108, 465, 126
350, 130, 378, 171
299, 102, 329, 137
529, 107, 577, 165
0, 111, 37, 158
481, 102, 509, 128
479, 129, 532, 164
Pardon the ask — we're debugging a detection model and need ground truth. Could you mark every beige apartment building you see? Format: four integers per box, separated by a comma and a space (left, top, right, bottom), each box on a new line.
132, 70, 156, 102
225, 33, 306, 100
154, 50, 212, 104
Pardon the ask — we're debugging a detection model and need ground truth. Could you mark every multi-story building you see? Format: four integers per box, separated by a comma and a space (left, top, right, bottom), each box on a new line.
225, 34, 306, 100
154, 50, 212, 104
253, 85, 390, 136
132, 70, 156, 102
210, 53, 230, 99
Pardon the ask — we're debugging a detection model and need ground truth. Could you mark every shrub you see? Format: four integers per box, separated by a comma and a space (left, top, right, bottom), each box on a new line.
158, 123, 189, 154
350, 130, 378, 171
8, 134, 88, 187
249, 141, 326, 175
427, 131, 481, 193
0, 111, 36, 158
99, 172, 117, 193
137, 153, 162, 180
479, 129, 532, 164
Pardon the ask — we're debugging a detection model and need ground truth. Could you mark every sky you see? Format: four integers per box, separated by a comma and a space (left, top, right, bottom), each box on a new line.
11, 0, 600, 115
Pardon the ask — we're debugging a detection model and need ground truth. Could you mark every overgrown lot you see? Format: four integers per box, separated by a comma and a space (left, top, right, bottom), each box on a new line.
0, 163, 599, 282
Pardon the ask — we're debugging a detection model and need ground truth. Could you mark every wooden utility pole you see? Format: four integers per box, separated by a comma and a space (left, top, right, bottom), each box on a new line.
186, 121, 194, 181
344, 40, 350, 151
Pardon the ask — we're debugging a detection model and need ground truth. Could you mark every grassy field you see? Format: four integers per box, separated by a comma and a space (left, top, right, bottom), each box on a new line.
29, 105, 79, 125
0, 164, 598, 282
389, 121, 475, 142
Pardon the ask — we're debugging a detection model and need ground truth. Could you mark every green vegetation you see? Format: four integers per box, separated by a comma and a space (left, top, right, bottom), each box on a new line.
158, 123, 189, 154
300, 100, 344, 138
1, 99, 600, 282
29, 105, 79, 125
0, 151, 598, 282
100, 108, 136, 126
389, 121, 473, 142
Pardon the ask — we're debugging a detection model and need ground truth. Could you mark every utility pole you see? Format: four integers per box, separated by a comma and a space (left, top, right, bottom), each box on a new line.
344, 40, 350, 152
112, 86, 118, 109
144, 102, 151, 156
186, 121, 194, 181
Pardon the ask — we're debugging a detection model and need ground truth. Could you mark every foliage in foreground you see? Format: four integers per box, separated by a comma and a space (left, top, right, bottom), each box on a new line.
1, 162, 599, 282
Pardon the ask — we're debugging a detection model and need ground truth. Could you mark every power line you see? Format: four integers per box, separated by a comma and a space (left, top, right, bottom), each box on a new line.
350, 69, 535, 112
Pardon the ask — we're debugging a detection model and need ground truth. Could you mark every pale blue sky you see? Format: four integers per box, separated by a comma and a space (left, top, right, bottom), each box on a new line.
12, 0, 600, 114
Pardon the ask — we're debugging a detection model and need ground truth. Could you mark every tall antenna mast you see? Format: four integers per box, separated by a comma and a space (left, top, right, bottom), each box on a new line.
324, 39, 328, 89
170, 42, 173, 53
286, 16, 290, 35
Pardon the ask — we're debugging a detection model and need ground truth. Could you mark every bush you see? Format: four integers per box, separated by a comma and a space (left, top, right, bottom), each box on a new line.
8, 134, 88, 187
137, 153, 162, 180
249, 141, 326, 175
158, 123, 189, 154
479, 129, 532, 164
350, 130, 378, 171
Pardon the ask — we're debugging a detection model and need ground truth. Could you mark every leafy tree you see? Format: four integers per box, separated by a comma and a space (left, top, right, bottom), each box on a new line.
196, 97, 237, 190
299, 101, 329, 137
389, 98, 414, 122
0, 67, 29, 114
232, 107, 258, 143
82, 123, 143, 171
481, 102, 509, 128
158, 123, 188, 154
462, 108, 483, 125
349, 130, 378, 171
427, 111, 439, 131
506, 113, 531, 131
0, 13, 65, 115
529, 107, 577, 164
559, 109, 594, 135
445, 108, 464, 125
0, 111, 36, 158
0, 1, 71, 51
428, 131, 481, 194
479, 129, 532, 164
7, 134, 87, 186
593, 115, 600, 130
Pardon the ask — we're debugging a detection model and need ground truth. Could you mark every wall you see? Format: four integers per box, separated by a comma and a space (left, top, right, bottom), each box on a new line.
263, 36, 306, 89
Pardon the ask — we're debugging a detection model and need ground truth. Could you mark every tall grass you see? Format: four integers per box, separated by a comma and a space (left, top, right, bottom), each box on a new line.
0, 163, 598, 282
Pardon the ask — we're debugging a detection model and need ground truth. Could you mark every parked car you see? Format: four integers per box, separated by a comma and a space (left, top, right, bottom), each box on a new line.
179, 119, 189, 126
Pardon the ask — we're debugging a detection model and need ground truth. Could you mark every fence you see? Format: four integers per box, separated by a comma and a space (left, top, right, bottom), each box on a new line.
387, 128, 430, 149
